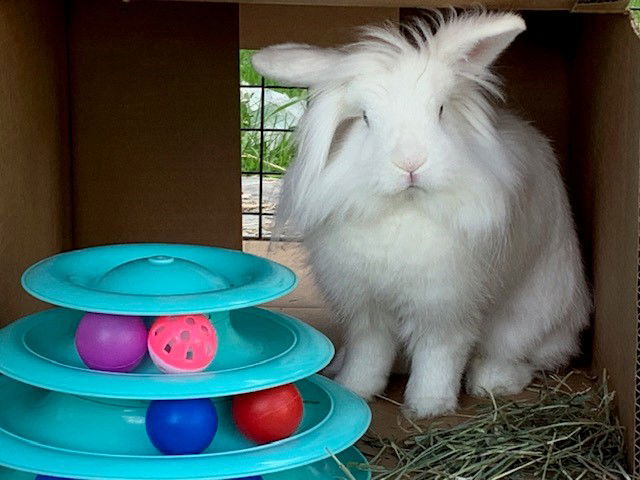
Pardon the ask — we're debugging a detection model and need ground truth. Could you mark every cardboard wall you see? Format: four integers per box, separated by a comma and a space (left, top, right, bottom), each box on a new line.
240, 4, 398, 48
571, 13, 640, 467
499, 12, 573, 175
0, 0, 70, 326
69, 0, 241, 249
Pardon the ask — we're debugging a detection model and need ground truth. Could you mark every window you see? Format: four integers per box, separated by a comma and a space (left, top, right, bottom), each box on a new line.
240, 50, 306, 240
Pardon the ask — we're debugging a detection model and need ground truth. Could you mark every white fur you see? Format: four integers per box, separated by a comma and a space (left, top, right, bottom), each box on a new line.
253, 11, 590, 417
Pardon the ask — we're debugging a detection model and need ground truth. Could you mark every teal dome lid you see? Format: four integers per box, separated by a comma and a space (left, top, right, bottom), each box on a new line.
95, 256, 231, 295
22, 244, 297, 315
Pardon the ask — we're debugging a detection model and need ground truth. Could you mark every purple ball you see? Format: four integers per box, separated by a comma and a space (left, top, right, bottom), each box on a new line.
75, 313, 147, 372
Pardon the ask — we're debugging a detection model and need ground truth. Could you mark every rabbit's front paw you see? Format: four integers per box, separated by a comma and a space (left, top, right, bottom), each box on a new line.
401, 395, 457, 419
465, 356, 533, 397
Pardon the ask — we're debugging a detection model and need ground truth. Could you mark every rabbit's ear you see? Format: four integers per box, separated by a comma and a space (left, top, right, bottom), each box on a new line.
434, 13, 525, 69
252, 44, 343, 87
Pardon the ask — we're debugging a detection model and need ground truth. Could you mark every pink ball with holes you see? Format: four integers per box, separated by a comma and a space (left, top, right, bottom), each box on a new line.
148, 314, 218, 374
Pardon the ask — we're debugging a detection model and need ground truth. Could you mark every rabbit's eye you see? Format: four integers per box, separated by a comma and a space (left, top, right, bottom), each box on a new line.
439, 105, 444, 120
362, 111, 369, 127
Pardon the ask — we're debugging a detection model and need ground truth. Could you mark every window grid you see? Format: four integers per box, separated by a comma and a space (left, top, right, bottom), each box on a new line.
241, 80, 300, 240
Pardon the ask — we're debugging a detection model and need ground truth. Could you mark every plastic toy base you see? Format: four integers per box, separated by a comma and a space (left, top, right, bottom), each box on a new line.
0, 375, 370, 480
0, 447, 371, 480
0, 307, 333, 399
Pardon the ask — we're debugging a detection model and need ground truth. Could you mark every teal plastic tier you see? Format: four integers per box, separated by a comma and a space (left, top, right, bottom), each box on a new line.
0, 374, 371, 480
0, 446, 370, 480
21, 244, 297, 315
0, 307, 334, 399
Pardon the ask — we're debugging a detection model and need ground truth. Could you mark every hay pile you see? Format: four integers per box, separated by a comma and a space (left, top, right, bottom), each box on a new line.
342, 372, 637, 479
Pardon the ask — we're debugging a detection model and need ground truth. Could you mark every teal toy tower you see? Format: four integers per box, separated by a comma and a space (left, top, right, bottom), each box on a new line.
0, 244, 371, 480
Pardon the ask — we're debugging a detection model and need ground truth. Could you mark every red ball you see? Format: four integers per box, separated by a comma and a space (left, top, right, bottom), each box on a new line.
232, 384, 303, 444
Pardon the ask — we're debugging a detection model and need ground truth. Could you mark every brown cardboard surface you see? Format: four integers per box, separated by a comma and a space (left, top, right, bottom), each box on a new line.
69, 0, 242, 249
571, 13, 640, 469
240, 5, 398, 49
0, 0, 69, 325
244, 241, 326, 309
501, 12, 573, 169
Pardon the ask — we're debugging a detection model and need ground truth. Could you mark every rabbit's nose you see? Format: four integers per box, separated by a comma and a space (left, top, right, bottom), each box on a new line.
394, 158, 426, 173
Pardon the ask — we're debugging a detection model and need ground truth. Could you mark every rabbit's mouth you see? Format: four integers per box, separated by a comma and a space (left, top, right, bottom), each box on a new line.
399, 185, 426, 199
405, 181, 426, 192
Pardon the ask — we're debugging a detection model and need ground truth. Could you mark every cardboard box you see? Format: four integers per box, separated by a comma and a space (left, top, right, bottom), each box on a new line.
0, 0, 638, 472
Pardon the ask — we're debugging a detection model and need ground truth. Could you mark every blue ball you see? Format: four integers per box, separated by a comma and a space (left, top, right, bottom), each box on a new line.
232, 477, 263, 480
146, 398, 218, 455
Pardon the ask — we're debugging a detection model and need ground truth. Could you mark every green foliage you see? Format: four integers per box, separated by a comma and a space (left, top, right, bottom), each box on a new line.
241, 130, 260, 172
240, 50, 261, 86
263, 131, 296, 173
240, 87, 261, 129
241, 131, 296, 174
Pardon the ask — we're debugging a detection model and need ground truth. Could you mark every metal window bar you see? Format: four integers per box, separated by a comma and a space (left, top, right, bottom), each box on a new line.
241, 84, 303, 89
241, 128, 294, 133
241, 80, 301, 240
257, 77, 265, 239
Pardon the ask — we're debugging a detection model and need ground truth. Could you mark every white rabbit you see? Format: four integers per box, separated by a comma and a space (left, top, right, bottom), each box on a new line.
252, 10, 590, 417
